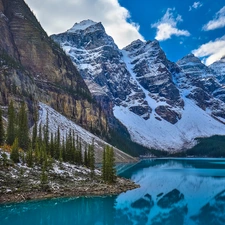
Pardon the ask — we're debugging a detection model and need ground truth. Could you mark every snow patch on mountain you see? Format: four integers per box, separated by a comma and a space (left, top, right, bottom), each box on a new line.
114, 96, 225, 151
38, 103, 136, 163
38, 102, 97, 144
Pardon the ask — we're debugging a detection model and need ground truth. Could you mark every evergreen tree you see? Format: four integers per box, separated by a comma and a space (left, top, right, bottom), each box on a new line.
6, 101, 16, 145
0, 108, 4, 145
54, 127, 60, 159
102, 148, 106, 181
108, 146, 116, 183
44, 112, 49, 154
39, 143, 47, 165
40, 163, 48, 185
78, 137, 83, 164
62, 138, 66, 161
88, 139, 95, 177
84, 144, 88, 167
46, 154, 53, 170
49, 132, 54, 158
38, 124, 42, 144
72, 132, 77, 163
26, 145, 33, 167
66, 130, 74, 163
75, 136, 82, 165
59, 147, 63, 164
34, 141, 41, 164
10, 137, 19, 163
18, 102, 29, 150
102, 145, 116, 183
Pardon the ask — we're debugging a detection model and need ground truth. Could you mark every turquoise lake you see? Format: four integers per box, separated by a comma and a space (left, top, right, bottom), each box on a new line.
1, 158, 225, 225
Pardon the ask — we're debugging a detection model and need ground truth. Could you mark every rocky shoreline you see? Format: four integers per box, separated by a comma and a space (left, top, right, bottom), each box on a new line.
0, 177, 139, 204
0, 153, 139, 204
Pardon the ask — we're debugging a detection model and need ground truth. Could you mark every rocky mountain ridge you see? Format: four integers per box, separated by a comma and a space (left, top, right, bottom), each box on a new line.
0, 0, 107, 136
209, 56, 225, 84
52, 20, 225, 151
52, 21, 149, 121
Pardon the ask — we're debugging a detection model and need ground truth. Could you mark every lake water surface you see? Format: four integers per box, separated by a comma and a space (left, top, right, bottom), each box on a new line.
1, 158, 225, 225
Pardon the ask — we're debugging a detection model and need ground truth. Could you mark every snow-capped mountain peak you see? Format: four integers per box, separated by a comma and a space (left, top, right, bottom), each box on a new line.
122, 39, 145, 52
67, 19, 99, 33
176, 53, 214, 78
209, 56, 225, 84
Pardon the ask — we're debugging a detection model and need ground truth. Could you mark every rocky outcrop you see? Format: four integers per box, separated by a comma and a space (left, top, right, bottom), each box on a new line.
155, 105, 181, 124
176, 54, 225, 119
0, 0, 107, 135
123, 39, 184, 123
123, 40, 183, 108
209, 55, 225, 84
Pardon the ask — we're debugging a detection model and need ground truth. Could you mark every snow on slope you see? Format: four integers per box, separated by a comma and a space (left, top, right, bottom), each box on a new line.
38, 103, 136, 163
114, 96, 225, 151
113, 51, 225, 151
121, 49, 170, 114
52, 21, 225, 152
209, 56, 225, 84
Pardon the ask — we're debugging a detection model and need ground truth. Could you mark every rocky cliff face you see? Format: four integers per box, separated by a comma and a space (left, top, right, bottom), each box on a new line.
209, 56, 225, 84
51, 21, 184, 124
122, 39, 183, 124
52, 20, 225, 151
51, 20, 150, 121
0, 0, 107, 135
176, 54, 225, 120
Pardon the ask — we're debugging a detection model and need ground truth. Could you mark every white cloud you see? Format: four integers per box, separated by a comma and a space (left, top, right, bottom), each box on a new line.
203, 6, 225, 31
189, 2, 203, 11
151, 8, 190, 41
24, 0, 144, 48
192, 35, 225, 65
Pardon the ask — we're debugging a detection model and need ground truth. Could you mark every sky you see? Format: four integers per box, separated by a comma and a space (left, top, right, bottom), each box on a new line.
25, 0, 225, 65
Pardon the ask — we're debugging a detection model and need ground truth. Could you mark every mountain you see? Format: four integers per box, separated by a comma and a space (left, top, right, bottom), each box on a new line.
52, 20, 225, 152
0, 0, 143, 162
209, 56, 225, 84
176, 54, 225, 117
38, 102, 136, 163
51, 21, 150, 121
0, 0, 107, 136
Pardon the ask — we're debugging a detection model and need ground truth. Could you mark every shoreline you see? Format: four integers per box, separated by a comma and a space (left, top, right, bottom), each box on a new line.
0, 177, 140, 205
0, 149, 140, 205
